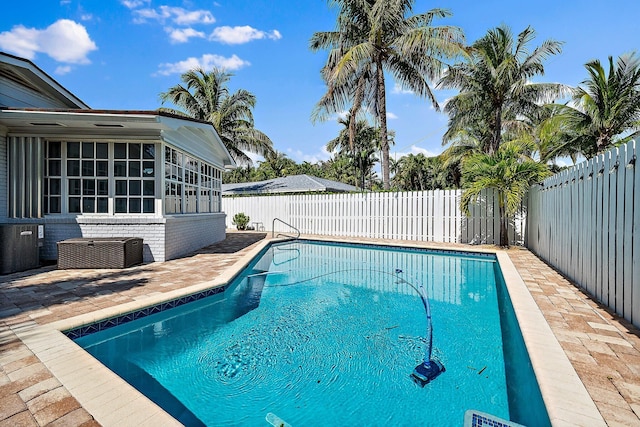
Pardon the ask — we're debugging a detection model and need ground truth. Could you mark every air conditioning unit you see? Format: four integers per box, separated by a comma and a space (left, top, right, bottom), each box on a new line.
0, 224, 42, 274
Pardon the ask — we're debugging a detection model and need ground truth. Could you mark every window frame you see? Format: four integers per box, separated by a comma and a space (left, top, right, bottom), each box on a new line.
43, 140, 159, 216
163, 145, 223, 215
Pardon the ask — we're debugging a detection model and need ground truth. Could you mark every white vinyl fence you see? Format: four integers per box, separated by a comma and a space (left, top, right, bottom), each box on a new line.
223, 189, 526, 246
527, 138, 640, 328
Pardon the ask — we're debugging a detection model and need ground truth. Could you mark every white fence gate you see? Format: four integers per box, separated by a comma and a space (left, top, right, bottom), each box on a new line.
527, 138, 640, 328
222, 189, 526, 246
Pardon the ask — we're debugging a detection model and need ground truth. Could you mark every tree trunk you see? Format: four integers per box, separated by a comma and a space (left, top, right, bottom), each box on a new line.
498, 193, 509, 247
349, 75, 366, 151
490, 106, 502, 155
376, 55, 390, 190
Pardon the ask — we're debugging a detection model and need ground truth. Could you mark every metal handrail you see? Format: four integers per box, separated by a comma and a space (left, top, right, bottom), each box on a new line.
272, 218, 300, 239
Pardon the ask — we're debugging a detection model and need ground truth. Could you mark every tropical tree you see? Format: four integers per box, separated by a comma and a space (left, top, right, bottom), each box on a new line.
223, 164, 254, 184
460, 140, 551, 247
561, 53, 640, 157
327, 116, 379, 188
392, 153, 456, 190
439, 25, 567, 156
392, 154, 424, 190
297, 161, 323, 177
511, 104, 581, 168
439, 128, 488, 187
319, 156, 354, 184
160, 67, 274, 164
254, 151, 298, 180
310, 0, 465, 189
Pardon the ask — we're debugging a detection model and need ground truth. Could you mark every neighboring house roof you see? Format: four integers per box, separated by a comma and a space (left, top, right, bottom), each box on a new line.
0, 52, 89, 109
222, 174, 361, 195
0, 108, 236, 168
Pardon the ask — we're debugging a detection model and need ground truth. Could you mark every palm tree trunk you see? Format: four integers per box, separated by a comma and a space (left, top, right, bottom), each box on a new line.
349, 75, 366, 151
376, 55, 390, 190
498, 192, 509, 247
491, 106, 502, 155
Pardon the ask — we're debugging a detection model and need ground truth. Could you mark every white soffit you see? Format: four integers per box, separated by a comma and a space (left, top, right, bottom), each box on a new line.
0, 109, 235, 167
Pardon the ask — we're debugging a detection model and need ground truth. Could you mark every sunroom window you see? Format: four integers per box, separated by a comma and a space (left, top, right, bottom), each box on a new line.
164, 146, 222, 214
44, 141, 157, 215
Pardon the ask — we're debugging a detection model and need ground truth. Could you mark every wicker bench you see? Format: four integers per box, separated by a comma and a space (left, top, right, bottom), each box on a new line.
57, 237, 143, 269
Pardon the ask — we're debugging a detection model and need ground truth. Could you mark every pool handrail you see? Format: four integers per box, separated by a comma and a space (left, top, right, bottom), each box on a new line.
272, 218, 300, 240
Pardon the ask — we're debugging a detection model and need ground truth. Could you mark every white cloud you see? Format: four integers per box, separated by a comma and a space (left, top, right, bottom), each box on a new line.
392, 83, 414, 95
210, 26, 281, 44
387, 112, 398, 120
286, 147, 331, 164
134, 6, 215, 25
80, 14, 93, 21
391, 145, 438, 160
121, 0, 149, 9
55, 65, 72, 75
165, 27, 205, 44
0, 19, 97, 64
155, 54, 250, 76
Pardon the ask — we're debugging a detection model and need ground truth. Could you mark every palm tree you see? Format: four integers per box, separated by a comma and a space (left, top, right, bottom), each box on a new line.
310, 0, 465, 189
160, 67, 274, 165
460, 140, 550, 247
255, 151, 298, 179
223, 164, 254, 184
439, 25, 567, 155
514, 104, 581, 168
392, 154, 452, 190
327, 116, 379, 188
439, 128, 487, 187
563, 53, 640, 157
320, 156, 354, 184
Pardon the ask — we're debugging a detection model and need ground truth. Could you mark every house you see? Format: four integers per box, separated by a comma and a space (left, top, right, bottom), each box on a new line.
0, 52, 235, 263
222, 174, 361, 196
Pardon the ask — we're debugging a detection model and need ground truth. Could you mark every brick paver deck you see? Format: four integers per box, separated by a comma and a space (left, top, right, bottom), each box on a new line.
1, 232, 638, 426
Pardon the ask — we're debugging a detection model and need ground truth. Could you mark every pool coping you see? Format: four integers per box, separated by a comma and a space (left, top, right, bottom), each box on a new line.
14, 237, 606, 426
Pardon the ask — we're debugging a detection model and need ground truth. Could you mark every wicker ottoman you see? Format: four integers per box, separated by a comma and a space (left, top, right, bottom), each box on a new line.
57, 237, 143, 269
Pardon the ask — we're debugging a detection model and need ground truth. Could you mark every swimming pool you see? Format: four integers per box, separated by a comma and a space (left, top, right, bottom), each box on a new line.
71, 240, 550, 426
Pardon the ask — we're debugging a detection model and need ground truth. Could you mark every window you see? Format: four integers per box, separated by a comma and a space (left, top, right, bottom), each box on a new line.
164, 146, 182, 214
44, 141, 62, 214
164, 146, 222, 214
43, 141, 157, 215
114, 143, 156, 213
68, 142, 109, 213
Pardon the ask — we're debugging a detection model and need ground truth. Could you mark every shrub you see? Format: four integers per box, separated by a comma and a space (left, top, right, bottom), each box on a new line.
232, 212, 250, 230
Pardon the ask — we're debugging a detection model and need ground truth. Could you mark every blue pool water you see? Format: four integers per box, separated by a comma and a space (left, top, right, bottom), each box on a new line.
73, 240, 550, 426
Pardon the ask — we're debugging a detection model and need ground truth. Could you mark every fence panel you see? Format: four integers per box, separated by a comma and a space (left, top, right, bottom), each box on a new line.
223, 189, 524, 246
527, 137, 639, 328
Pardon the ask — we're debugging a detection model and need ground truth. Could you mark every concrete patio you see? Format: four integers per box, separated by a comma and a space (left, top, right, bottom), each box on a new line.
1, 232, 639, 426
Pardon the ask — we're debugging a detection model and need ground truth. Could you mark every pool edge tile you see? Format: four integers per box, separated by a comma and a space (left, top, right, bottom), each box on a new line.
14, 323, 180, 427
496, 252, 607, 427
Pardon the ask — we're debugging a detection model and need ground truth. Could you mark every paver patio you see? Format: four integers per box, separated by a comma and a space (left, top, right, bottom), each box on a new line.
1, 232, 638, 426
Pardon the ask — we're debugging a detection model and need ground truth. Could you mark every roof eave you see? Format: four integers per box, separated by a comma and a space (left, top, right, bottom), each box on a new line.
1, 52, 90, 109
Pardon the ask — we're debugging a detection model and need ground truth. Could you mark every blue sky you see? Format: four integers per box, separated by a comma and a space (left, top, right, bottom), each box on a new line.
1, 0, 639, 165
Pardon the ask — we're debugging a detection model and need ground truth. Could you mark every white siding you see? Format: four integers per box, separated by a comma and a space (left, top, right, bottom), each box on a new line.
0, 76, 76, 109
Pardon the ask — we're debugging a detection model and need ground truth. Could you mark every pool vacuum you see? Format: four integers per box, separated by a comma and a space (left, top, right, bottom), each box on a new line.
395, 269, 445, 387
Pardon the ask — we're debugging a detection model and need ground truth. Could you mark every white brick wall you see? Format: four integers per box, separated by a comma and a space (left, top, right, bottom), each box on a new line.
0, 132, 7, 220
165, 213, 227, 260
39, 213, 227, 263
